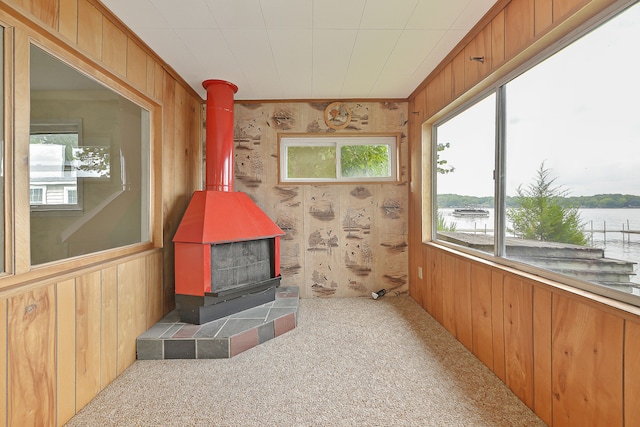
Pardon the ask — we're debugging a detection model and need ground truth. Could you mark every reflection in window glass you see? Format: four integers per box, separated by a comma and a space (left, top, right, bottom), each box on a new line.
435, 93, 495, 254
505, 3, 640, 294
30, 45, 150, 265
287, 145, 336, 179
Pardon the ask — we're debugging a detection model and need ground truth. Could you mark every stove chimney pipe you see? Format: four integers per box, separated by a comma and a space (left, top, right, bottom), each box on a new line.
202, 79, 239, 192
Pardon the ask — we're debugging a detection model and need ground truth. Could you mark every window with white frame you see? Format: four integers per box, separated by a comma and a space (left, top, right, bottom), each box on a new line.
432, 2, 640, 305
279, 134, 398, 183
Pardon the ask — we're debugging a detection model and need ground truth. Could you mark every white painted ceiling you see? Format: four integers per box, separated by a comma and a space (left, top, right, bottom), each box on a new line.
100, 0, 497, 101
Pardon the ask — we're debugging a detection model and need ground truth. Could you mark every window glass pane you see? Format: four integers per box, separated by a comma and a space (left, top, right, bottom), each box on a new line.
30, 45, 150, 265
341, 144, 390, 178
505, 3, 640, 295
280, 135, 398, 183
287, 146, 336, 179
435, 93, 496, 253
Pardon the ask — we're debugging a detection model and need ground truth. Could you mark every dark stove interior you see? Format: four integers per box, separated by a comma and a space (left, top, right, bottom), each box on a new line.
211, 239, 272, 294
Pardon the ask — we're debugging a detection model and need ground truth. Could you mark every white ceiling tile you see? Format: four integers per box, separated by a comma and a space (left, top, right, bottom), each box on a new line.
312, 29, 358, 98
342, 30, 402, 97
360, 0, 419, 29
222, 28, 281, 98
452, 0, 497, 30
205, 0, 265, 28
107, 0, 168, 29
409, 29, 467, 82
406, 0, 470, 30
268, 29, 312, 98
261, 0, 312, 28
151, 0, 219, 29
102, 0, 494, 100
380, 30, 444, 77
313, 0, 366, 29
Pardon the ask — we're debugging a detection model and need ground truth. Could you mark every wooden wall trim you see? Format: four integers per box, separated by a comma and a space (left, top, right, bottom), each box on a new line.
0, 248, 162, 301
424, 241, 640, 320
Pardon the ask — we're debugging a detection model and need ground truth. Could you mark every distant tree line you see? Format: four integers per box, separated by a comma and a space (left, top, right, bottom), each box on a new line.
437, 193, 640, 209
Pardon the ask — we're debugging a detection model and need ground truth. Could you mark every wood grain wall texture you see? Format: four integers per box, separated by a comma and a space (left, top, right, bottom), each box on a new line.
0, 0, 202, 425
408, 0, 638, 426
233, 102, 409, 299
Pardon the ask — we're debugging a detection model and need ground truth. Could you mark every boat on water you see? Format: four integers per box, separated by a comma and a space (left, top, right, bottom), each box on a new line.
452, 208, 490, 218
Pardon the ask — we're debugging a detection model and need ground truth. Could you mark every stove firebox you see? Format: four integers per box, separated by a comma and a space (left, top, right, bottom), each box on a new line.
173, 79, 284, 325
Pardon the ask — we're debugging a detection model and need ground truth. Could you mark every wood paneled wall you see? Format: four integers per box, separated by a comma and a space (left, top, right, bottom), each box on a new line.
0, 0, 203, 425
408, 0, 639, 426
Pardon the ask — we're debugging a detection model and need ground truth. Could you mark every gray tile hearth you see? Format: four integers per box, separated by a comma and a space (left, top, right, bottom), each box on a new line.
137, 286, 299, 359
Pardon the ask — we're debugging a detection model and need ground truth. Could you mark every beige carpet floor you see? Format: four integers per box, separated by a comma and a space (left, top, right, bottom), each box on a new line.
66, 295, 546, 426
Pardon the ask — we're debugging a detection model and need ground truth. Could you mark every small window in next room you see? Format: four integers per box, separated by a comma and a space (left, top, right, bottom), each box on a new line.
278, 134, 399, 183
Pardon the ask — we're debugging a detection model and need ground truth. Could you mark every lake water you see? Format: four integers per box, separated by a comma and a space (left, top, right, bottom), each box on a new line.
440, 208, 640, 285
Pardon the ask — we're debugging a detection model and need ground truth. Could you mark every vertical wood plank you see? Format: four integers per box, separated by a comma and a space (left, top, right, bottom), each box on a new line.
75, 272, 102, 410
532, 286, 552, 426
127, 39, 147, 90
117, 258, 147, 375
101, 17, 127, 76
491, 271, 506, 381
441, 252, 457, 335
24, 0, 58, 29
430, 248, 443, 323
146, 252, 163, 327
162, 73, 178, 315
101, 266, 118, 388
505, 0, 535, 60
625, 319, 640, 426
503, 275, 533, 408
554, 0, 590, 22
59, 0, 78, 43
0, 299, 7, 427
425, 72, 444, 119
442, 63, 453, 107
154, 62, 165, 100
77, 0, 102, 60
451, 52, 465, 99
491, 10, 506, 70
535, 0, 554, 37
471, 263, 493, 370
552, 294, 623, 426
464, 25, 492, 89
8, 285, 56, 426
56, 279, 76, 426
454, 257, 472, 350
146, 56, 156, 97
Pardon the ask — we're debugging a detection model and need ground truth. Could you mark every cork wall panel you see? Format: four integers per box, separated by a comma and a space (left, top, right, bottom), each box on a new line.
234, 101, 408, 298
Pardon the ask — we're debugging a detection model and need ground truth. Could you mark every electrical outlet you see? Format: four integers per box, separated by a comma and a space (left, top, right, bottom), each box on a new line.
418, 267, 423, 279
